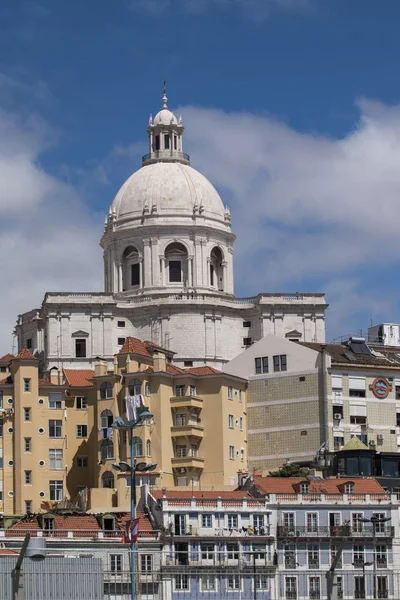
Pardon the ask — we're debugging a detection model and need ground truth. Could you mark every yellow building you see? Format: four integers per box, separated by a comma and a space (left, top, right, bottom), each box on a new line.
0, 339, 247, 516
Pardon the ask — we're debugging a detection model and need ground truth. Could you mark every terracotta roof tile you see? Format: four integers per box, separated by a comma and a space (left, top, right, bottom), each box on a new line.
63, 369, 95, 388
152, 490, 251, 500
0, 353, 15, 363
254, 475, 386, 495
119, 337, 151, 358
15, 347, 37, 360
117, 512, 157, 538
166, 364, 185, 374
300, 342, 400, 368
144, 341, 175, 355
39, 378, 54, 386
186, 366, 221, 375
54, 515, 100, 531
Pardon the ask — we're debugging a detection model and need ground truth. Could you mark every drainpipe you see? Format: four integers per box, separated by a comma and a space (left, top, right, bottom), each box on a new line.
321, 345, 329, 452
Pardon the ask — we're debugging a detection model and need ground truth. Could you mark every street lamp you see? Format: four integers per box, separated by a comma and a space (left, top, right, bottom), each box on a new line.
356, 516, 391, 599
112, 406, 156, 600
352, 560, 373, 598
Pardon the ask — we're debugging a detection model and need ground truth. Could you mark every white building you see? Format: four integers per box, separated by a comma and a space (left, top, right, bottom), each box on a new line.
15, 90, 327, 370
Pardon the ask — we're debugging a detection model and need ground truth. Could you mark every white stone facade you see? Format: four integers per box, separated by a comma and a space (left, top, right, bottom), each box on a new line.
15, 92, 328, 370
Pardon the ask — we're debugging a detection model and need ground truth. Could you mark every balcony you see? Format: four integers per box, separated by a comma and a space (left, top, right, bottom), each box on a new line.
277, 525, 394, 539
171, 424, 204, 439
170, 396, 203, 410
142, 150, 191, 166
171, 456, 205, 470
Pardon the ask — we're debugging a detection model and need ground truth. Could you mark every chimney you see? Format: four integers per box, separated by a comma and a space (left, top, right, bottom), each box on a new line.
153, 351, 166, 372
95, 358, 107, 377
49, 367, 59, 385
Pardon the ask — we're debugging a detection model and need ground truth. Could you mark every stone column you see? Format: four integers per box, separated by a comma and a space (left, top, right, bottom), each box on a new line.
221, 260, 228, 293
117, 262, 123, 292
206, 257, 211, 288
139, 257, 144, 289
151, 238, 159, 287
143, 239, 151, 288
160, 256, 166, 286
227, 247, 234, 295
188, 256, 193, 287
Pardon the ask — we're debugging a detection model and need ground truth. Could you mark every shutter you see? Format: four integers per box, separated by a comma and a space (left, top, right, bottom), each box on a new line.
349, 376, 366, 390
350, 404, 367, 416
331, 375, 343, 388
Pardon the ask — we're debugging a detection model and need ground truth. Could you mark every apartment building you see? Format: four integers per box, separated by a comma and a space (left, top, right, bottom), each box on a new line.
0, 338, 247, 515
223, 331, 400, 473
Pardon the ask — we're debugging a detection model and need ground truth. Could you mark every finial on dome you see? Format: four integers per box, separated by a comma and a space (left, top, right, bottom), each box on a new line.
162, 75, 168, 109
149, 113, 153, 126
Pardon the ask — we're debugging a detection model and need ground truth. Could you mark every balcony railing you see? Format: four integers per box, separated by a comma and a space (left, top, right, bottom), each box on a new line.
377, 556, 388, 568
277, 525, 394, 538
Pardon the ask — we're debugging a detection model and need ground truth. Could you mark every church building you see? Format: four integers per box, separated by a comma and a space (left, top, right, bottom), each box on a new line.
15, 91, 327, 370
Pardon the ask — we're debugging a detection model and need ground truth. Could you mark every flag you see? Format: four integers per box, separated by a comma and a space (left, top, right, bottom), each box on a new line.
122, 518, 140, 544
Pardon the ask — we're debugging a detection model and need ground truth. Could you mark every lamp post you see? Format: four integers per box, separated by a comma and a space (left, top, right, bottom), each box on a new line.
356, 516, 391, 599
352, 560, 373, 598
112, 407, 156, 600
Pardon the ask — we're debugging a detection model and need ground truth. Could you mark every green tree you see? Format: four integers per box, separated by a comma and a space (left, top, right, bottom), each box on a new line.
268, 463, 309, 478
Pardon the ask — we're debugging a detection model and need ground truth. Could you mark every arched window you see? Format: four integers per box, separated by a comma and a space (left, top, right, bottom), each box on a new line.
165, 242, 188, 285
146, 439, 152, 458
102, 471, 115, 488
129, 379, 142, 396
101, 409, 113, 430
210, 247, 224, 291
122, 246, 141, 290
101, 440, 114, 461
100, 382, 113, 399
133, 436, 143, 457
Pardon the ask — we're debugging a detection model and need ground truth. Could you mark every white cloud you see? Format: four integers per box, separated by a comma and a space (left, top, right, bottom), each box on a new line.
0, 95, 102, 354
180, 99, 400, 335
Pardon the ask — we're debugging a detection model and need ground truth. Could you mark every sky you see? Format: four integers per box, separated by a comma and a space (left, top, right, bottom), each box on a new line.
1, 0, 400, 352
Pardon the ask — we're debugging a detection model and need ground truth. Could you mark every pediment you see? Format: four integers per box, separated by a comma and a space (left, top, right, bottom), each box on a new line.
71, 330, 89, 338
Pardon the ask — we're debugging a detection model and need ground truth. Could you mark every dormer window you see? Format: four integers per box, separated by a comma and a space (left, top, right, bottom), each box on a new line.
102, 515, 116, 531
300, 482, 309, 494
345, 482, 354, 495
43, 516, 55, 531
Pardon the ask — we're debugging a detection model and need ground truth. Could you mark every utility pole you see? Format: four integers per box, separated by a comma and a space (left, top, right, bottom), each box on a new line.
12, 533, 31, 600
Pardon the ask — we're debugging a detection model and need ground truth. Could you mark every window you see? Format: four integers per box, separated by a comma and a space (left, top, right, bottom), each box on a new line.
145, 382, 151, 396
350, 414, 367, 424
129, 379, 142, 396
101, 440, 114, 460
189, 385, 196, 397
345, 482, 354, 494
253, 543, 266, 559
300, 482, 309, 494
376, 544, 387, 568
175, 384, 185, 397
146, 439, 151, 457
309, 577, 320, 600
285, 543, 296, 568
306, 512, 318, 532
273, 354, 287, 372
190, 444, 198, 457
352, 513, 363, 533
201, 543, 214, 560
243, 337, 252, 346
349, 376, 366, 397
184, 361, 193, 367
75, 339, 86, 358
117, 337, 125, 346
101, 409, 113, 430
330, 545, 342, 568
336, 576, 343, 600
175, 574, 189, 591
228, 386, 233, 400
103, 517, 115, 531
239, 416, 243, 431
227, 514, 238, 529
49, 480, 63, 501
354, 576, 365, 599
43, 517, 55, 531
49, 420, 62, 438
372, 513, 387, 534
49, 392, 62, 409
169, 261, 182, 283
110, 554, 122, 572
285, 577, 297, 600
334, 436, 344, 449
227, 574, 240, 590
24, 378, 31, 392
24, 470, 32, 485
283, 512, 295, 531
229, 445, 235, 460
350, 389, 366, 397
255, 356, 269, 374
24, 438, 31, 452
77, 455, 88, 468
24, 408, 31, 421
175, 413, 186, 426
117, 320, 125, 328
255, 574, 269, 590
100, 382, 113, 399
243, 321, 251, 328
176, 445, 187, 457
102, 471, 115, 488
202, 514, 212, 528
0, 390, 2, 407
49, 449, 63, 470
353, 544, 364, 567
308, 545, 319, 569
140, 554, 152, 572
377, 576, 388, 599
239, 389, 243, 402
26, 338, 32, 349
131, 263, 140, 286
133, 436, 143, 457
25, 500, 32, 514
155, 134, 160, 150
76, 396, 87, 410
228, 414, 234, 429
164, 134, 170, 149
201, 575, 216, 591
77, 424, 88, 438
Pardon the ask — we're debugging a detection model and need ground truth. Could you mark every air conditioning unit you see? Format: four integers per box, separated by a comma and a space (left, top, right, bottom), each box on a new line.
369, 440, 376, 446
334, 413, 342, 420
377, 434, 384, 440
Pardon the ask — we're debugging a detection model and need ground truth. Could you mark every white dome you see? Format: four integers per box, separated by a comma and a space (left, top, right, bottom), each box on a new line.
111, 162, 226, 223
153, 107, 178, 126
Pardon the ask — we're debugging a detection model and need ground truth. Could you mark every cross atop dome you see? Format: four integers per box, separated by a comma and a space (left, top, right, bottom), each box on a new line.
143, 87, 189, 167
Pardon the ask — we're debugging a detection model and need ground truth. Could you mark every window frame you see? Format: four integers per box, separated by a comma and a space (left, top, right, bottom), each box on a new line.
49, 448, 63, 470
49, 419, 62, 438
49, 480, 63, 501
76, 424, 88, 438
76, 396, 87, 410
110, 554, 122, 573
23, 378, 31, 393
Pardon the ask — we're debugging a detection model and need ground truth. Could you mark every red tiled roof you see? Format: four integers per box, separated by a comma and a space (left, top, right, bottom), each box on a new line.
117, 512, 157, 538
119, 338, 151, 358
186, 366, 221, 375
63, 369, 95, 388
254, 476, 386, 495
15, 347, 37, 360
9, 519, 40, 532
166, 364, 185, 374
39, 378, 54, 386
144, 341, 175, 355
0, 549, 18, 555
54, 515, 100, 530
0, 353, 15, 363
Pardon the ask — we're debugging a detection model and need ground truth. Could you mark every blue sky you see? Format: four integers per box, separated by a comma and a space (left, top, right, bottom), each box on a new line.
1, 0, 400, 350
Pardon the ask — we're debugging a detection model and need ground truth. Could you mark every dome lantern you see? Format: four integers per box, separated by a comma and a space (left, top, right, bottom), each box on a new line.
142, 84, 190, 167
